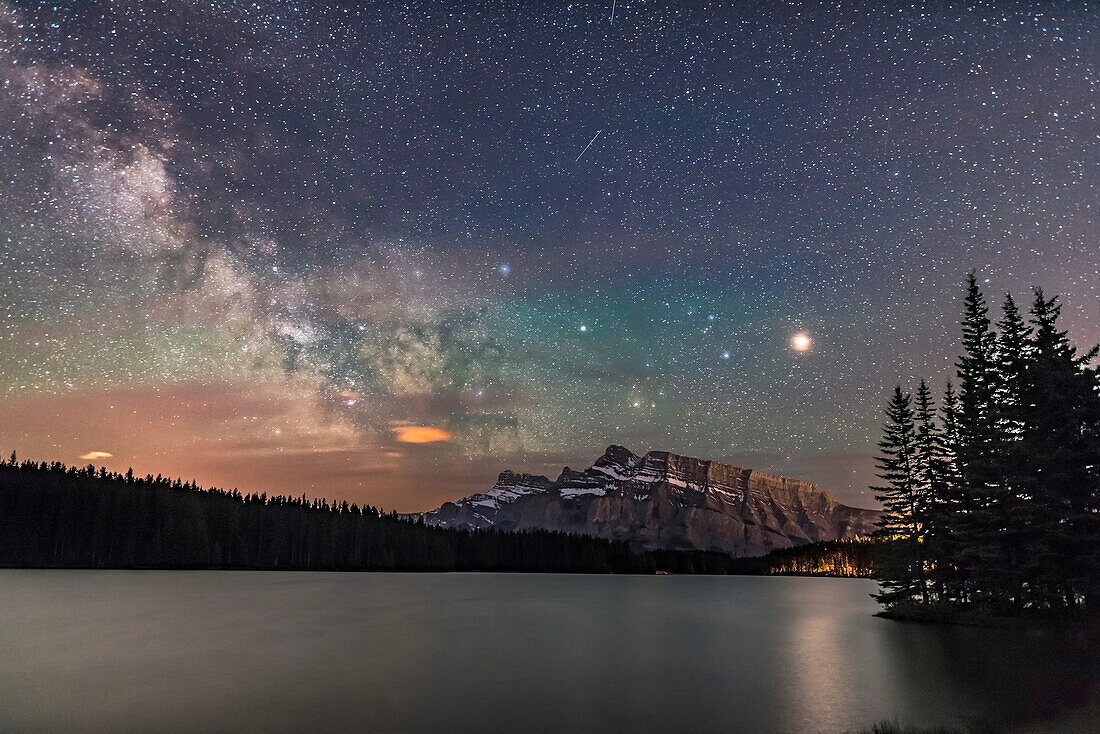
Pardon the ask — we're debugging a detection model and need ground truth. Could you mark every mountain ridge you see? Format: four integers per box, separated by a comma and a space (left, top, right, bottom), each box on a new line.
419, 445, 881, 558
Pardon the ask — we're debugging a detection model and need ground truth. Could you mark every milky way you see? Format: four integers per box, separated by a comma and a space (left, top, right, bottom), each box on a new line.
1, 1, 1096, 510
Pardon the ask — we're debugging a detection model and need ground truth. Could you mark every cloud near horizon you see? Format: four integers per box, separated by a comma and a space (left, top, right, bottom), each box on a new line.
393, 426, 453, 443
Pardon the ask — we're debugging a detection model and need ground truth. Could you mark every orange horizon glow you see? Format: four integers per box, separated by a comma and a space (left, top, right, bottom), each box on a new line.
0, 385, 489, 513
393, 425, 452, 443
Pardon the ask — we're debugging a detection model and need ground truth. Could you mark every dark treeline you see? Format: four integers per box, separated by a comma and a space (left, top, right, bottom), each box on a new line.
0, 457, 737, 574
872, 275, 1100, 618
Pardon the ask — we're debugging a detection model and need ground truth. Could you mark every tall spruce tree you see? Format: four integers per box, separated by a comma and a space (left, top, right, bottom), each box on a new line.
953, 273, 1003, 603
1018, 289, 1100, 610
956, 275, 998, 449
936, 380, 967, 603
872, 386, 928, 606
989, 291, 1033, 606
912, 379, 946, 600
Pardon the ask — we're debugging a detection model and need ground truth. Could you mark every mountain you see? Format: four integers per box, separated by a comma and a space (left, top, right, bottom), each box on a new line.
420, 446, 880, 558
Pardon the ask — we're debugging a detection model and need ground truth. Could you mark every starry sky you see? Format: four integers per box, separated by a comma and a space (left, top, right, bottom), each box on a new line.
1, 1, 1096, 511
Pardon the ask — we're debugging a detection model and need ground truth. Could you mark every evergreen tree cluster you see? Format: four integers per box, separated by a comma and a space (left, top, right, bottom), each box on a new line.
872, 274, 1100, 617
0, 456, 736, 574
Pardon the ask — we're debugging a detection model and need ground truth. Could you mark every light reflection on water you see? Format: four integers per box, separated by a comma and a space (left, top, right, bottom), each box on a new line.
0, 571, 1093, 734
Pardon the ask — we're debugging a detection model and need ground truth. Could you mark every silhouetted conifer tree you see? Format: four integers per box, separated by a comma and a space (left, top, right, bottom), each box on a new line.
987, 290, 1033, 606
1017, 289, 1100, 610
952, 273, 1005, 604
872, 386, 928, 606
911, 379, 946, 599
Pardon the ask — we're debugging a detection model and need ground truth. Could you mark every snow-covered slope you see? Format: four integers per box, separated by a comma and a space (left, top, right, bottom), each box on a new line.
419, 445, 880, 558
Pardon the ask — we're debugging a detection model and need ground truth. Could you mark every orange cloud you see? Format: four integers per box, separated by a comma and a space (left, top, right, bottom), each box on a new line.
393, 426, 452, 443
79, 450, 113, 460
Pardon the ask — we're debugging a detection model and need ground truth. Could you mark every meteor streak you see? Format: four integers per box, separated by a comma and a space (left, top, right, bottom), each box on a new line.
574, 130, 603, 163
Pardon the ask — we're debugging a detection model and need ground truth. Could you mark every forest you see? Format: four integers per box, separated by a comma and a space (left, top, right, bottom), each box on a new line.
0, 454, 884, 576
0, 457, 746, 574
872, 275, 1100, 619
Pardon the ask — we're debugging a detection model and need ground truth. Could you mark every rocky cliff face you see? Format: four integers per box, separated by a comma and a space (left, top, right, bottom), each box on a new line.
420, 446, 881, 558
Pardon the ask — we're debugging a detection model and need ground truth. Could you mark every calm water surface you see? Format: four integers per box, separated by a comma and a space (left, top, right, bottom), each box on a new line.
0, 571, 1094, 734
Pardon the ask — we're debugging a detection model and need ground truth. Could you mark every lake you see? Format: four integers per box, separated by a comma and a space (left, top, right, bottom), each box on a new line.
0, 571, 1093, 734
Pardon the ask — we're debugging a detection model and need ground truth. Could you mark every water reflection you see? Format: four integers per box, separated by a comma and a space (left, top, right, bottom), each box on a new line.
0, 571, 1093, 734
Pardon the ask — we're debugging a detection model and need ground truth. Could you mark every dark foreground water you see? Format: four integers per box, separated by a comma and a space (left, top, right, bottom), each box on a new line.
0, 572, 1094, 734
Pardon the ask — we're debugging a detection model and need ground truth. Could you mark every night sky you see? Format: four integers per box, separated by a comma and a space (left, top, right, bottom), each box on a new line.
1, 1, 1096, 511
